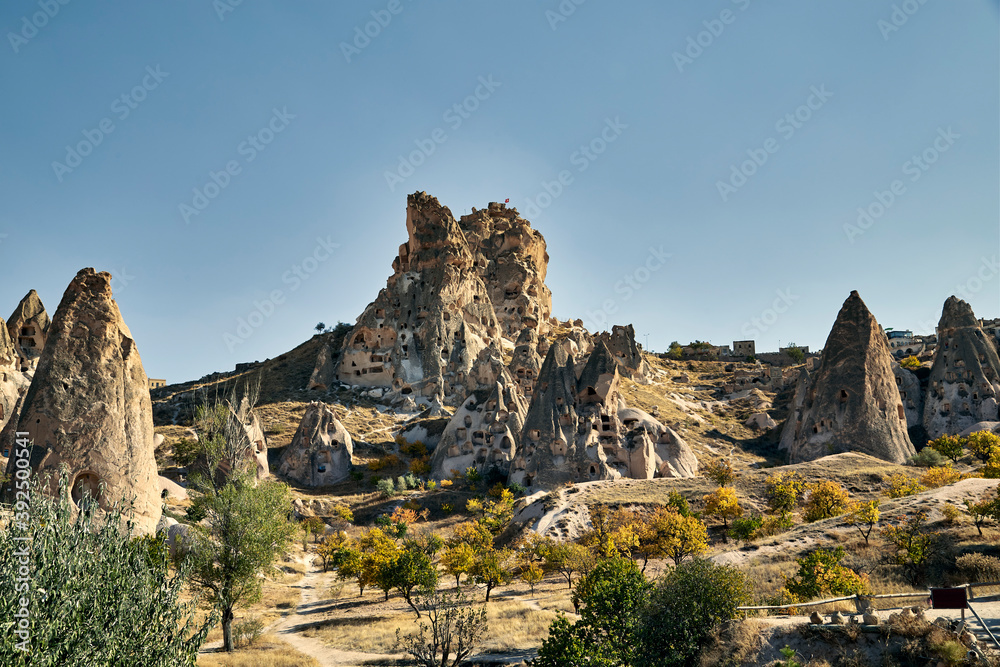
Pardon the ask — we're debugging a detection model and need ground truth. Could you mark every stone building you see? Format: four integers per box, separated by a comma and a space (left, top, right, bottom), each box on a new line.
732, 340, 756, 357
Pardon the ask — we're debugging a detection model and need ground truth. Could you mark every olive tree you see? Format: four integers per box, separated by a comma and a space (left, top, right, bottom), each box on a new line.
0, 471, 213, 666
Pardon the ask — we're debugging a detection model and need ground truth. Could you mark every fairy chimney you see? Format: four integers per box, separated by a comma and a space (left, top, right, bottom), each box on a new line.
277, 402, 353, 486
779, 291, 915, 464
1, 269, 160, 534
923, 297, 1000, 438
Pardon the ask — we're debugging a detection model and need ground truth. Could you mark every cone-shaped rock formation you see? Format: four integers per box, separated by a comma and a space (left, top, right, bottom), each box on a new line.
277, 402, 353, 486
779, 291, 915, 463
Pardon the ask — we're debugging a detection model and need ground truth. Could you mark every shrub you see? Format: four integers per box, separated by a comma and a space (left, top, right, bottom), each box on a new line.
966, 430, 1000, 463
760, 512, 794, 537
908, 447, 947, 468
803, 481, 850, 522
900, 355, 921, 370
666, 491, 693, 517
636, 559, 753, 667
395, 590, 488, 667
440, 479, 453, 488
919, 465, 963, 489
233, 615, 265, 648
781, 547, 870, 601
376, 478, 397, 498
727, 515, 763, 543
704, 458, 737, 487
845, 499, 880, 546
940, 503, 962, 524
927, 435, 965, 463
368, 454, 400, 472
464, 467, 482, 485
884, 473, 925, 498
880, 512, 939, 585
400, 440, 428, 458
964, 489, 1000, 535
172, 438, 201, 467
955, 552, 1000, 583
764, 472, 804, 514
410, 458, 431, 475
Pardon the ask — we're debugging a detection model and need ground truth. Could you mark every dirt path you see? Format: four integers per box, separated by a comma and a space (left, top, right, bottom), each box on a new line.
272, 555, 405, 667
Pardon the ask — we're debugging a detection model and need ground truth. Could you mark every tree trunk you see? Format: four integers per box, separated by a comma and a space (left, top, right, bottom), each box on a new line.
222, 606, 235, 652
485, 583, 492, 602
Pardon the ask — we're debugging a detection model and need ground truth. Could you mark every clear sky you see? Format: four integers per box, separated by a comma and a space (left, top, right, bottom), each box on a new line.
1, 1, 997, 383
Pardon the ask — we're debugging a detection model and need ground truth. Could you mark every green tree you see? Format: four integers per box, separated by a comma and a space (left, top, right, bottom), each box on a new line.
390, 545, 439, 617
703, 458, 737, 487
928, 435, 965, 463
966, 431, 1000, 463
880, 512, 940, 585
441, 542, 476, 588
964, 490, 1000, 536
543, 541, 596, 589
764, 471, 804, 514
785, 345, 805, 363
183, 468, 296, 652
469, 546, 512, 602
536, 557, 652, 667
635, 559, 753, 667
0, 472, 214, 665
845, 499, 881, 546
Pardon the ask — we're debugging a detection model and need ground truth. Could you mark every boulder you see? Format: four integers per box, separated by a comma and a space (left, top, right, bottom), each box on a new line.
744, 412, 777, 431
810, 611, 823, 624
158, 475, 187, 501
0, 269, 161, 534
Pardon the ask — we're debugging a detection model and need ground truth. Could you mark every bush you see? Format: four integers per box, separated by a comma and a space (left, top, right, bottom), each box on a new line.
704, 458, 737, 487
884, 473, 925, 498
955, 552, 1000, 583
900, 355, 921, 370
940, 503, 961, 525
919, 465, 963, 489
368, 454, 400, 472
233, 615, 265, 648
764, 472, 804, 514
172, 438, 201, 467
727, 515, 763, 543
927, 435, 965, 463
967, 430, 1000, 463
400, 441, 428, 458
410, 458, 431, 475
782, 547, 870, 601
908, 447, 947, 468
636, 559, 753, 667
377, 478, 397, 498
803, 481, 850, 522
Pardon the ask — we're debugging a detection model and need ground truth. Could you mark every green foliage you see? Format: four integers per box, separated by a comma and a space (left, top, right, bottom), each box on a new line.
764, 471, 804, 514
395, 590, 488, 667
884, 473, 925, 498
927, 435, 965, 463
536, 557, 652, 667
666, 341, 683, 360
182, 464, 296, 652
377, 477, 397, 498
782, 547, 870, 601
464, 466, 482, 485
233, 615, 264, 648
908, 447, 947, 468
704, 458, 736, 487
635, 559, 753, 667
880, 512, 939, 585
666, 491, 692, 517
172, 438, 201, 467
727, 514, 763, 543
967, 430, 1000, 462
785, 346, 805, 363
0, 471, 213, 665
542, 541, 596, 590
778, 646, 802, 667
389, 546, 439, 617
802, 481, 850, 522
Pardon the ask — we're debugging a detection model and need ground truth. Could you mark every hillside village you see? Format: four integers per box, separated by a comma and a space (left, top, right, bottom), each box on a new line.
2, 192, 999, 667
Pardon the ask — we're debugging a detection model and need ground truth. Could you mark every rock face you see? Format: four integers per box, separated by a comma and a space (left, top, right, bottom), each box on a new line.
779, 291, 915, 464
318, 192, 512, 404
429, 370, 528, 481
923, 297, 1000, 438
456, 202, 552, 339
595, 324, 650, 381
508, 342, 619, 489
229, 397, 269, 480
7, 289, 50, 372
277, 402, 353, 486
892, 363, 924, 431
1, 269, 160, 534
308, 193, 553, 409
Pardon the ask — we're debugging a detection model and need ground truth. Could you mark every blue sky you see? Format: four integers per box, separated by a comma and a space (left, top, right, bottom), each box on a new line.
1, 0, 997, 382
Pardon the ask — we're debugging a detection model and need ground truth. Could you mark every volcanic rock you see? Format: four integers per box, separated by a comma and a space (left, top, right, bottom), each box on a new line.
276, 402, 353, 486
779, 291, 915, 464
7, 289, 50, 372
1, 269, 160, 534
923, 297, 1000, 438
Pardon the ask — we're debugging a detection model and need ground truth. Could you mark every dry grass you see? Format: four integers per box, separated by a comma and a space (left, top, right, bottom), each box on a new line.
198, 634, 320, 667
304, 598, 560, 654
